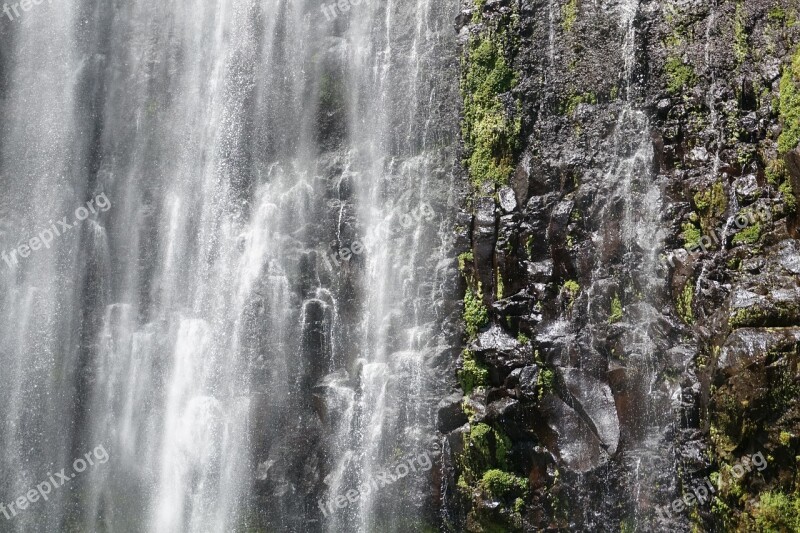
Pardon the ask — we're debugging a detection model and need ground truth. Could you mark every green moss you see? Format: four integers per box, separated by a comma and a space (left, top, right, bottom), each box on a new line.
562, 0, 578, 32
728, 307, 763, 329
562, 91, 596, 115
778, 46, 800, 155
538, 368, 555, 398
563, 280, 579, 302
665, 56, 696, 94
517, 333, 530, 345
734, 2, 747, 65
480, 469, 529, 499
525, 235, 534, 258
681, 222, 702, 249
693, 182, 727, 215
464, 283, 489, 339
472, 0, 487, 23
731, 222, 761, 246
458, 250, 474, 272
753, 492, 800, 532
462, 31, 520, 188
496, 268, 505, 299
459, 349, 489, 395
766, 159, 787, 185
780, 180, 797, 212
677, 280, 694, 324
609, 294, 623, 324
460, 423, 513, 486
768, 7, 787, 23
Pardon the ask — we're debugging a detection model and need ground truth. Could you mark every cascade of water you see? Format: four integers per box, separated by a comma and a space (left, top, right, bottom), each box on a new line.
579, 0, 673, 527
0, 0, 459, 532
696, 2, 732, 294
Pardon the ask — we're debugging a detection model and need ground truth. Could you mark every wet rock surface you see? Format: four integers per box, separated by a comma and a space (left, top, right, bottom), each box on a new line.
443, 0, 800, 531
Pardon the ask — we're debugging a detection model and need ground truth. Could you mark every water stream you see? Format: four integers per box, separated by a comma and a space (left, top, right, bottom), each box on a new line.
0, 0, 459, 531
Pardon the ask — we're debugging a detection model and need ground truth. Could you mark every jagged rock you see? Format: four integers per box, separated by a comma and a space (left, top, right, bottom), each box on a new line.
498, 186, 517, 213
515, 365, 539, 399
718, 328, 800, 373
542, 394, 612, 473
437, 392, 469, 433
561, 369, 620, 457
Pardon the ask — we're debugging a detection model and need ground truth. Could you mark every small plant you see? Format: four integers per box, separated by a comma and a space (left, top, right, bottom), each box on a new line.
778, 46, 800, 155
681, 222, 702, 249
517, 333, 530, 345
733, 2, 747, 65
693, 182, 726, 216
562, 91, 596, 115
766, 159, 787, 185
459, 349, 489, 394
471, 0, 487, 23
753, 492, 800, 532
479, 469, 528, 499
464, 284, 489, 338
609, 294, 623, 324
563, 280, 579, 293
665, 56, 696, 94
458, 250, 474, 272
496, 268, 505, 299
780, 180, 797, 212
562, 280, 580, 308
677, 281, 694, 324
538, 368, 555, 398
562, 0, 578, 32
731, 222, 761, 246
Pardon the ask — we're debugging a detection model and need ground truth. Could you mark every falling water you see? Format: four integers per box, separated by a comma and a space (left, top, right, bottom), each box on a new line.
0, 0, 459, 532
582, 0, 674, 527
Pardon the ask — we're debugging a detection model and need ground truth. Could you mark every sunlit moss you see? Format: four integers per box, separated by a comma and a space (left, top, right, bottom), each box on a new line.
480, 469, 529, 499
609, 294, 623, 324
464, 284, 489, 338
461, 22, 520, 187
665, 56, 696, 94
778, 46, 800, 155
459, 349, 489, 395
562, 0, 578, 32
677, 280, 694, 324
731, 222, 761, 246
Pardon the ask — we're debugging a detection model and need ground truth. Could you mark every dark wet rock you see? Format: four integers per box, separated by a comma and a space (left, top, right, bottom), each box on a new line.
561, 369, 620, 457
718, 328, 800, 374
447, 0, 800, 531
542, 394, 611, 473
437, 392, 469, 433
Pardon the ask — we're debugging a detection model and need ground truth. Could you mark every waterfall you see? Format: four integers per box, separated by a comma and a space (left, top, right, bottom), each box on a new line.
0, 0, 460, 531
580, 0, 675, 527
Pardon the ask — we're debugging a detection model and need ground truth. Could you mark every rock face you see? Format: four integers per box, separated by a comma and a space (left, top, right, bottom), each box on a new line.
444, 0, 800, 531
